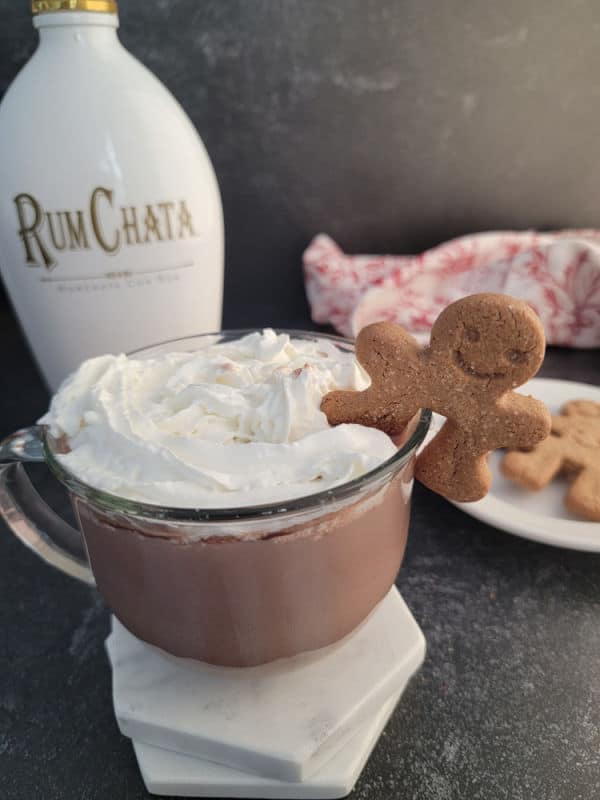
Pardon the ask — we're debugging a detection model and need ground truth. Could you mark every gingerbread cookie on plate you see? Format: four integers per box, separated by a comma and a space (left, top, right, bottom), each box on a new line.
502, 400, 600, 521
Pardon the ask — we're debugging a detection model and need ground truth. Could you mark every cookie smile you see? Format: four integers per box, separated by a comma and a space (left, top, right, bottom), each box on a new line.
453, 349, 507, 380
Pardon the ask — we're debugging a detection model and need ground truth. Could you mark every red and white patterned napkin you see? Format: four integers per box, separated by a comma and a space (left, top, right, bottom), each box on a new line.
303, 231, 600, 347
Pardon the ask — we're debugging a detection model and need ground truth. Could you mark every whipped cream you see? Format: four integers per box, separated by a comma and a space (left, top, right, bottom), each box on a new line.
39, 329, 396, 508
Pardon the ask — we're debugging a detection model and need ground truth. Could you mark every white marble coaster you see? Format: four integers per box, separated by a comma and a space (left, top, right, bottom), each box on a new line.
106, 587, 425, 782
132, 693, 399, 799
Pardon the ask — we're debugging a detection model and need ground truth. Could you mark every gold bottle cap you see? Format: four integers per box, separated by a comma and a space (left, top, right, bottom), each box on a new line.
32, 0, 117, 14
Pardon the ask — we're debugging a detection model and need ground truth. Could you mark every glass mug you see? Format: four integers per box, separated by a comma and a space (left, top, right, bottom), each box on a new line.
0, 331, 431, 667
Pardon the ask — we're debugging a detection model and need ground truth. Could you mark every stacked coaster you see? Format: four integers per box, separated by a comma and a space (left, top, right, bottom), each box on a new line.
105, 588, 425, 799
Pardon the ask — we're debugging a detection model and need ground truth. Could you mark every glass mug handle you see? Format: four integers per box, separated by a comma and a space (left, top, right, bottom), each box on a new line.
0, 427, 94, 585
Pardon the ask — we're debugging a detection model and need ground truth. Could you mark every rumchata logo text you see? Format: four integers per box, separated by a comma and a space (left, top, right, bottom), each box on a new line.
14, 187, 196, 270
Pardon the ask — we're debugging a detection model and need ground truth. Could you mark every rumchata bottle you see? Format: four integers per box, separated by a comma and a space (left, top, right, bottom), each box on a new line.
0, 0, 224, 390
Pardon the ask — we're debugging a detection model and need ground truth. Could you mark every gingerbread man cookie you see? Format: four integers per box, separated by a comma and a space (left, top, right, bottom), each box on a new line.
501, 400, 600, 521
322, 293, 551, 502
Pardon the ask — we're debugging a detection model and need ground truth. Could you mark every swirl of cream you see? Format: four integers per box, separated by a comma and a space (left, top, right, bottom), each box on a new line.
39, 329, 396, 508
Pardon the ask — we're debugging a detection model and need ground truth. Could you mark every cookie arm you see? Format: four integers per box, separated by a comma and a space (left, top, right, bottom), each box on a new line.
321, 321, 424, 436
321, 387, 416, 435
500, 439, 563, 491
497, 394, 551, 450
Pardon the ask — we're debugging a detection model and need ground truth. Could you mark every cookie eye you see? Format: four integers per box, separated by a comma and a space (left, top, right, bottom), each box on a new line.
465, 327, 480, 343
507, 349, 527, 364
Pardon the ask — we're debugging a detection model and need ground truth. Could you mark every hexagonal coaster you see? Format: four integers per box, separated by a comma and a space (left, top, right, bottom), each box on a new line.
132, 693, 399, 798
106, 587, 424, 783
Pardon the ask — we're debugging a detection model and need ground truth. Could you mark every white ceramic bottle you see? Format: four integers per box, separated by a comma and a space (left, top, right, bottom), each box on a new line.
0, 0, 223, 390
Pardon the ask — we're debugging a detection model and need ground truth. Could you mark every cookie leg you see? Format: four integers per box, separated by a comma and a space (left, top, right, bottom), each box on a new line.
500, 440, 563, 491
416, 420, 490, 502
565, 467, 600, 521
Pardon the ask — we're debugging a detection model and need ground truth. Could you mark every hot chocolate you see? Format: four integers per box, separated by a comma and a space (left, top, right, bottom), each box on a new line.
33, 330, 429, 666
75, 466, 413, 666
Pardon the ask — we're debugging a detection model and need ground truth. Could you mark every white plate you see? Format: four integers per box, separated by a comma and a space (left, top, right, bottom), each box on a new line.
423, 378, 600, 552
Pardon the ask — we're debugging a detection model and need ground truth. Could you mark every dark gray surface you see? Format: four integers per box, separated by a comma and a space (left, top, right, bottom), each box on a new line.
3, 1, 600, 324
1, 302, 599, 800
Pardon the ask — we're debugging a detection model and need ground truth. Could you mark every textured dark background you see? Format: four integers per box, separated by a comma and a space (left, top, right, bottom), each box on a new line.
2, 0, 600, 325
